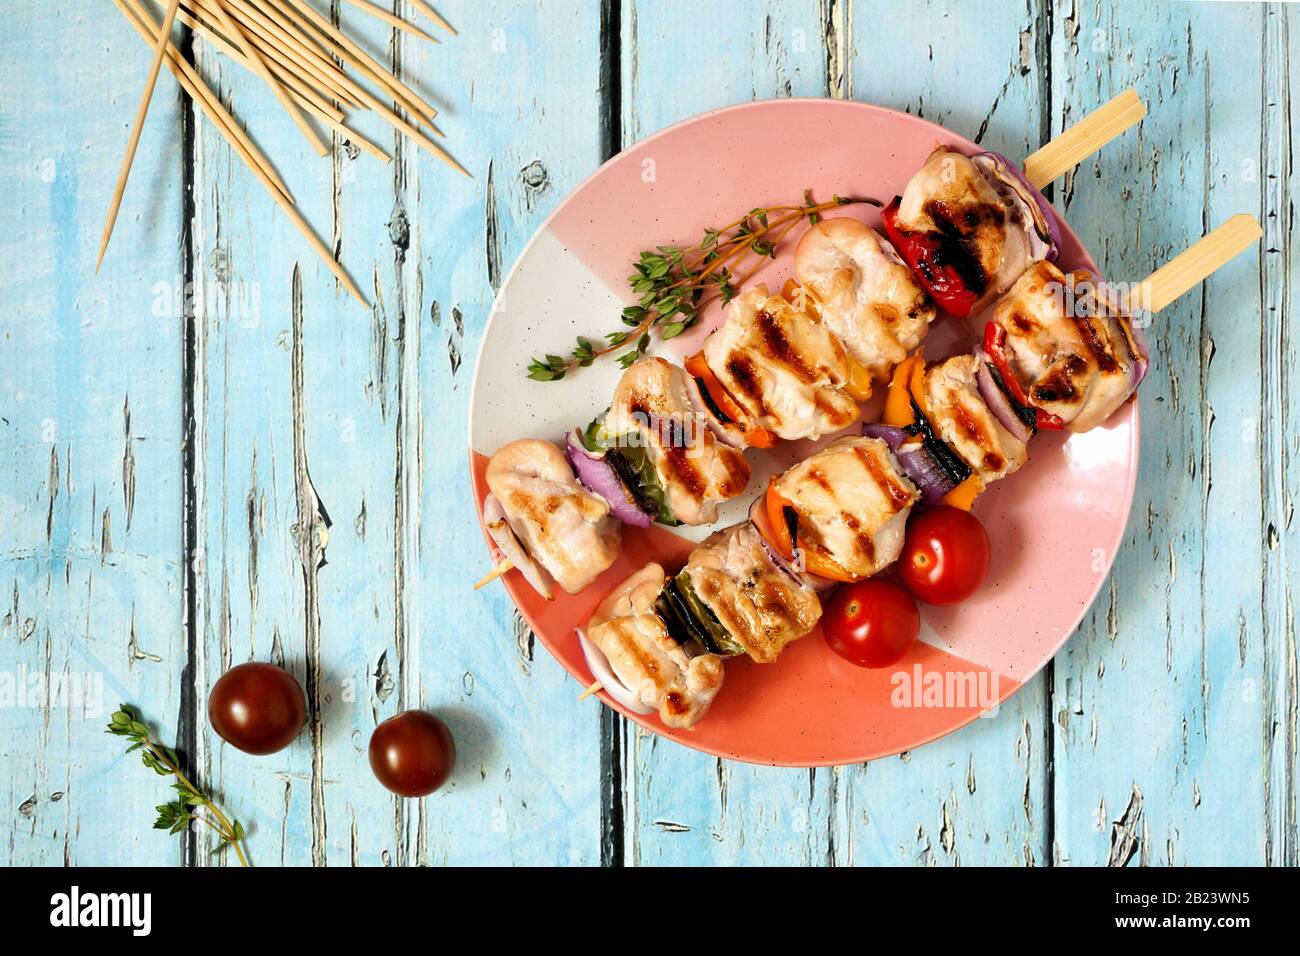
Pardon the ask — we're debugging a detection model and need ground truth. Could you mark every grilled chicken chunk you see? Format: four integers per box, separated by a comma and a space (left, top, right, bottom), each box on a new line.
773, 436, 919, 580
795, 217, 937, 379
605, 357, 750, 526
684, 523, 823, 664
485, 439, 621, 595
923, 355, 1028, 484
584, 563, 725, 728
896, 147, 1038, 313
987, 261, 1148, 432
703, 286, 861, 441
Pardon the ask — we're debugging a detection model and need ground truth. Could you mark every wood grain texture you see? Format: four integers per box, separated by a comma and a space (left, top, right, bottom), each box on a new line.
1047, 0, 1296, 867
0, 0, 1294, 866
0, 7, 188, 864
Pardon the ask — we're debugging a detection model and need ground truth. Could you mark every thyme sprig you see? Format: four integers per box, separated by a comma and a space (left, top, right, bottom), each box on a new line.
526, 191, 878, 381
107, 704, 249, 866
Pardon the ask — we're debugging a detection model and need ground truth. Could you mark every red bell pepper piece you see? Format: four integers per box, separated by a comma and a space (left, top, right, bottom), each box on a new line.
982, 322, 1065, 431
880, 199, 979, 319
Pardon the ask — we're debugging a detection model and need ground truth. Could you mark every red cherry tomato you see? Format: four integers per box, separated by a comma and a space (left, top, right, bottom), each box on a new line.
900, 506, 991, 606
208, 662, 307, 755
369, 711, 456, 798
822, 579, 920, 668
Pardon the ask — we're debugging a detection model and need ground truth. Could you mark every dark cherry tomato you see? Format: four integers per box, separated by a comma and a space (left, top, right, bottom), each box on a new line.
822, 579, 920, 668
900, 506, 991, 606
369, 711, 456, 798
208, 662, 307, 755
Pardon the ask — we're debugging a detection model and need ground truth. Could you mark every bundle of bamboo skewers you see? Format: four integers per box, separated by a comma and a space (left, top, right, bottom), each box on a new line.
100, 0, 465, 307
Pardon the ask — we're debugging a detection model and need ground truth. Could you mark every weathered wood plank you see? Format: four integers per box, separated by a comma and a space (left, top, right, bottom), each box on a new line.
616, 0, 847, 866
0, 6, 187, 864
405, 0, 610, 866
1048, 0, 1291, 866
189, 0, 607, 866
831, 0, 1053, 866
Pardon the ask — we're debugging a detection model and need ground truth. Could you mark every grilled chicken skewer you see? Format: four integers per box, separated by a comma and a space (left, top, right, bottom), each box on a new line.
479, 94, 1151, 591
574, 215, 1259, 726
667, 93, 1146, 455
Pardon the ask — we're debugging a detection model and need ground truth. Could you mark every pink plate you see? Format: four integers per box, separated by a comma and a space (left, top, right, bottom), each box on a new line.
468, 99, 1138, 767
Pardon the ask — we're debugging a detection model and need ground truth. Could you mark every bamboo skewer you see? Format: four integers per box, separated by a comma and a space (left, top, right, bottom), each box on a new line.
209, 0, 328, 155
118, 0, 294, 205
175, 2, 390, 161
1021, 88, 1146, 189
473, 561, 515, 590
280, 0, 442, 130
176, 3, 349, 119
1126, 214, 1263, 316
577, 681, 604, 701
343, 0, 440, 43
106, 0, 464, 308
409, 0, 455, 35
194, 0, 363, 107
249, 4, 458, 168
97, 0, 183, 272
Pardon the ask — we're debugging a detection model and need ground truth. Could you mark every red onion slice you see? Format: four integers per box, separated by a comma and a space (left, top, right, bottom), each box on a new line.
564, 429, 654, 528
974, 356, 1034, 445
863, 424, 956, 506
483, 494, 554, 600
975, 151, 1062, 262
1128, 322, 1150, 387
575, 627, 654, 715
861, 423, 908, 448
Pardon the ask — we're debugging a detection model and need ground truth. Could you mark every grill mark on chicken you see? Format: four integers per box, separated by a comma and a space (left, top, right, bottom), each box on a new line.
874, 302, 902, 328
1070, 316, 1120, 373
808, 466, 835, 496
753, 580, 799, 628
627, 394, 710, 504
1032, 357, 1086, 403
952, 401, 1005, 473
614, 625, 662, 682
661, 442, 707, 501
852, 445, 915, 509
725, 352, 767, 411
840, 510, 877, 564
923, 199, 994, 294
755, 309, 817, 382
1010, 310, 1036, 334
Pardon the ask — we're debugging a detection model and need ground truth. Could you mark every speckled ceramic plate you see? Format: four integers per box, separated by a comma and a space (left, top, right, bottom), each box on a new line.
468, 99, 1138, 767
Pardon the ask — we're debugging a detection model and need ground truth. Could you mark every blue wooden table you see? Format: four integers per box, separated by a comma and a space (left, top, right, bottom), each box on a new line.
1, 0, 1295, 866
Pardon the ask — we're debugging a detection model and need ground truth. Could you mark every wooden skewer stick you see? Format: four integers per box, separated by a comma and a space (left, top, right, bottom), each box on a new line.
117, 0, 293, 205
173, 3, 389, 162
235, 0, 369, 109
279, 0, 441, 125
176, 3, 349, 120
1126, 214, 1263, 316
234, 1, 455, 160
208, 0, 329, 155
1021, 88, 1146, 190
473, 560, 515, 590
193, 0, 363, 108
96, 0, 183, 273
409, 0, 456, 35
342, 0, 440, 43
577, 681, 604, 701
